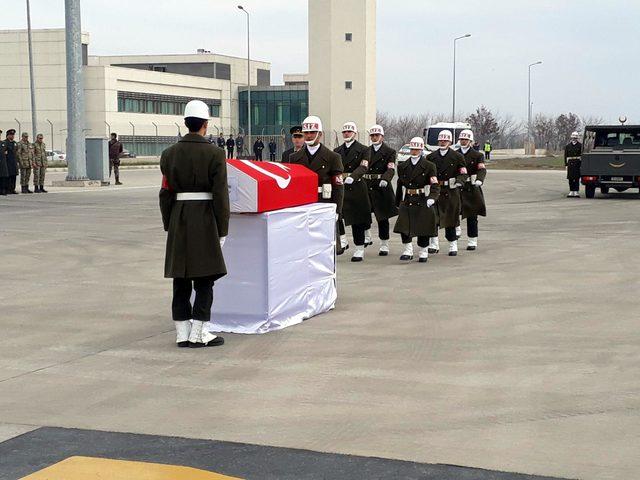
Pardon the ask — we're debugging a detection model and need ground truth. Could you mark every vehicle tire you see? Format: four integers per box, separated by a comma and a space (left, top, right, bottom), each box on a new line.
601, 186, 610, 194
585, 184, 596, 198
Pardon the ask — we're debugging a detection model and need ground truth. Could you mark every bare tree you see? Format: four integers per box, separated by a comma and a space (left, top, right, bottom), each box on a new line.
466, 106, 499, 145
533, 114, 556, 150
580, 115, 605, 128
555, 113, 581, 148
495, 113, 525, 149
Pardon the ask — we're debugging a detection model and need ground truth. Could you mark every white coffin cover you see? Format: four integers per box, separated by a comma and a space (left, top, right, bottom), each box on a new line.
209, 203, 337, 334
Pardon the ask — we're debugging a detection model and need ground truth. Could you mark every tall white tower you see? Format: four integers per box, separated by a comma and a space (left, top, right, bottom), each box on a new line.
308, 0, 376, 148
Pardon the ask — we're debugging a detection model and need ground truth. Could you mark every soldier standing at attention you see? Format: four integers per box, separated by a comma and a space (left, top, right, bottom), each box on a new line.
268, 138, 278, 161
253, 137, 264, 161
217, 134, 226, 150
32, 134, 48, 193
458, 130, 486, 250
565, 131, 582, 198
426, 130, 468, 256
236, 134, 244, 157
334, 122, 371, 261
394, 137, 440, 263
281, 126, 304, 163
4, 130, 18, 194
108, 133, 124, 185
16, 132, 34, 194
0, 130, 8, 196
365, 125, 398, 256
159, 100, 229, 348
226, 134, 235, 159
288, 116, 345, 254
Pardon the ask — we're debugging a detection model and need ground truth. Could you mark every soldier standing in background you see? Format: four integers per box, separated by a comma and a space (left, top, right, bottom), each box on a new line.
226, 134, 235, 159
458, 130, 486, 250
253, 137, 264, 161
281, 126, 304, 163
394, 137, 440, 263
32, 134, 48, 193
0, 130, 8, 196
217, 134, 225, 150
4, 130, 18, 194
159, 100, 229, 349
108, 133, 124, 185
268, 138, 277, 161
334, 122, 371, 261
16, 132, 34, 194
288, 116, 344, 254
236, 134, 244, 157
426, 130, 468, 256
365, 125, 398, 256
565, 131, 582, 198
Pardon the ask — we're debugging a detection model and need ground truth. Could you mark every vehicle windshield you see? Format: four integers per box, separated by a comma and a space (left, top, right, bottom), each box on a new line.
585, 128, 640, 151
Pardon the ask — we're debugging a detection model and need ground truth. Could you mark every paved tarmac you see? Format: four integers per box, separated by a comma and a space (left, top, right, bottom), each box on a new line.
1, 168, 639, 480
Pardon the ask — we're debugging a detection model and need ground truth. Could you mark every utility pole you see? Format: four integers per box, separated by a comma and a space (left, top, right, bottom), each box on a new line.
238, 6, 251, 145
452, 34, 471, 123
527, 61, 542, 154
65, 0, 88, 180
26, 0, 38, 137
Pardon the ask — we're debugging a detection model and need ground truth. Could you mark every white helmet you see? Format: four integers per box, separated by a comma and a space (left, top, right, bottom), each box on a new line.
184, 100, 210, 120
342, 121, 357, 133
438, 130, 453, 142
459, 129, 474, 141
302, 116, 323, 132
571, 131, 580, 138
409, 137, 425, 150
369, 125, 385, 136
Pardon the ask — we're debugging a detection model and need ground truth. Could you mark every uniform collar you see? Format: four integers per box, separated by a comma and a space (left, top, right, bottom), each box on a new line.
179, 133, 210, 144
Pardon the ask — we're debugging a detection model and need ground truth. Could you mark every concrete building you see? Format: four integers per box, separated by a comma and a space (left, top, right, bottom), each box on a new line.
308, 0, 376, 143
0, 28, 270, 155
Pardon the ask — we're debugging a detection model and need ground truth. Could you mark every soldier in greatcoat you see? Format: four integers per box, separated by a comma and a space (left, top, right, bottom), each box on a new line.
288, 116, 345, 254
0, 130, 8, 196
458, 130, 486, 250
365, 125, 398, 256
334, 122, 371, 262
426, 130, 468, 256
394, 137, 441, 263
159, 100, 230, 349
565, 131, 582, 198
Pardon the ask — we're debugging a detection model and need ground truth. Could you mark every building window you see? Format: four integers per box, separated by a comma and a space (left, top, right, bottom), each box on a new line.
117, 91, 221, 117
345, 81, 353, 90
345, 33, 353, 42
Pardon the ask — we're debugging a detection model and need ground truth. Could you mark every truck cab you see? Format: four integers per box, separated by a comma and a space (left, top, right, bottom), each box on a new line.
581, 125, 640, 198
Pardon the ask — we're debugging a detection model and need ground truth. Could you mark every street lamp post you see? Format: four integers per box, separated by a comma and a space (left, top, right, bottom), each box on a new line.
238, 5, 251, 153
528, 61, 542, 153
452, 34, 471, 123
26, 0, 37, 137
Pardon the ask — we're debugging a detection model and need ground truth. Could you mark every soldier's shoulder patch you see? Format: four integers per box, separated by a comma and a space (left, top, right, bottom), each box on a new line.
333, 174, 344, 185
360, 160, 369, 167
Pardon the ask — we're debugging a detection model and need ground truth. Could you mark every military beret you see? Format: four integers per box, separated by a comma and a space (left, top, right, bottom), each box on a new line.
6, 129, 16, 135
290, 125, 303, 135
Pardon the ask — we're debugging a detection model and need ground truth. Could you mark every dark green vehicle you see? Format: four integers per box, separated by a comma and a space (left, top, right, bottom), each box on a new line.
581, 124, 640, 198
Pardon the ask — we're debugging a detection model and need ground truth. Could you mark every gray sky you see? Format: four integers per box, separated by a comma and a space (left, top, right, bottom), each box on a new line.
3, 0, 638, 123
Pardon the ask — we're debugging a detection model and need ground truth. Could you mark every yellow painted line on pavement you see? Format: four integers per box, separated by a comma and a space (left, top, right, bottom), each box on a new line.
20, 456, 242, 480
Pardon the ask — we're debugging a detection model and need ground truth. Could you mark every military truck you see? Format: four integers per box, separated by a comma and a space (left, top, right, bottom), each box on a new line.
581, 124, 640, 198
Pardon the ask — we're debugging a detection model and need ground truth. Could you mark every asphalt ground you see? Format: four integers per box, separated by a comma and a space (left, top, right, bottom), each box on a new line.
0, 168, 638, 479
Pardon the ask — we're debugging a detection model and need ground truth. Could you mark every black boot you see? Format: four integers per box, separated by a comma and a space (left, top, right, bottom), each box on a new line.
34, 185, 40, 193
21, 185, 27, 194
40, 185, 48, 193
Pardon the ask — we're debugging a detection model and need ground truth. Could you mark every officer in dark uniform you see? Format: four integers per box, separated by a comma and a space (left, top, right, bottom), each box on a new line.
217, 134, 225, 149
268, 138, 277, 161
334, 121, 371, 261
565, 131, 582, 198
365, 124, 398, 256
288, 115, 344, 254
159, 100, 230, 349
426, 129, 468, 256
458, 130, 487, 251
4, 130, 18, 194
394, 137, 440, 263
0, 130, 8, 196
253, 137, 264, 161
281, 126, 304, 163
226, 135, 235, 159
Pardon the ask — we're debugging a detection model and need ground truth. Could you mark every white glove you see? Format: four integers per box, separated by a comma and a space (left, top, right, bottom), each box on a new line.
344, 176, 354, 185
379, 180, 388, 188
219, 237, 226, 248
426, 199, 435, 208
474, 180, 483, 187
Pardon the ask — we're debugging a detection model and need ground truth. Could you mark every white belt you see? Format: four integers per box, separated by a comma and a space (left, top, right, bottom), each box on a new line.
176, 192, 213, 201
567, 157, 581, 161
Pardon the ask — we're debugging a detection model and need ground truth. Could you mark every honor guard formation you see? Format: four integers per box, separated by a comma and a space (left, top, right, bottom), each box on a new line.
282, 115, 488, 264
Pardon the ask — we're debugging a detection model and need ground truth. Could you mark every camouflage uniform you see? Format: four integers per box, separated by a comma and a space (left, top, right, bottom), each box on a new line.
32, 141, 48, 190
16, 139, 34, 190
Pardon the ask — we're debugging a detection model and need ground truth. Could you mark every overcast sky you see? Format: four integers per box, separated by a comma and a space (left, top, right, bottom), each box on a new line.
2, 0, 638, 123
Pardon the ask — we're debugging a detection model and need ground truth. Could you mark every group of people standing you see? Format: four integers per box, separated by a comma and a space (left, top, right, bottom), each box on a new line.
0, 129, 48, 195
280, 117, 488, 263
